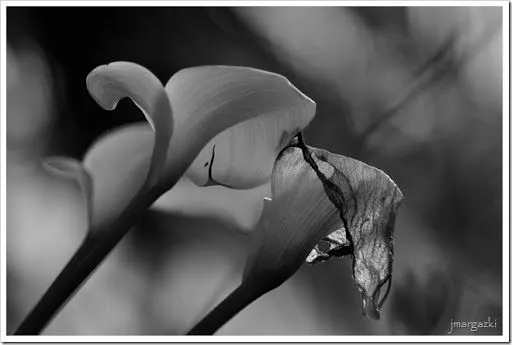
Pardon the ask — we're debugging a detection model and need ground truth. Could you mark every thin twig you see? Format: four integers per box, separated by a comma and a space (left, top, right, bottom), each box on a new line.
361, 33, 457, 140
361, 22, 502, 140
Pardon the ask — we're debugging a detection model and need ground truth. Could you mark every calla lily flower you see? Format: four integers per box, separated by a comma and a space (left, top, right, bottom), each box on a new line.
17, 63, 315, 335
46, 62, 315, 233
22, 61, 402, 336
243, 137, 403, 320
187, 137, 403, 334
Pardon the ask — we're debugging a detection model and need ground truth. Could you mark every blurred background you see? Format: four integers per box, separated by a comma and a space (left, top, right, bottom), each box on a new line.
6, 6, 504, 335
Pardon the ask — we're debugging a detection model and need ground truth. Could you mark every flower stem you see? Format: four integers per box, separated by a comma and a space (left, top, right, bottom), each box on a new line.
186, 283, 264, 335
13, 186, 164, 335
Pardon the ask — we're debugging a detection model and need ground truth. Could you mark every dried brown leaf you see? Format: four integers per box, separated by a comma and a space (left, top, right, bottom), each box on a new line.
242, 134, 403, 320
300, 141, 403, 319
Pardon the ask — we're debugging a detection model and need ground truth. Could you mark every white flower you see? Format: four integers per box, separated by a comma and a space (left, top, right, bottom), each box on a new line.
46, 62, 315, 233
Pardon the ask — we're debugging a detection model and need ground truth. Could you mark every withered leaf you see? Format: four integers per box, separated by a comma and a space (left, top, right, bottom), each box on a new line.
299, 139, 403, 320
241, 135, 402, 321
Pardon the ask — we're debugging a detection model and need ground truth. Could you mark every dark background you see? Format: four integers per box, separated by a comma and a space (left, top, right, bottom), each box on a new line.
6, 6, 504, 335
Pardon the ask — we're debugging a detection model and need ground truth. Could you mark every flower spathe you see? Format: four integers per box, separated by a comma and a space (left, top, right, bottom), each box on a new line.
165, 66, 315, 189
243, 145, 341, 288
32, 60, 405, 334
45, 62, 315, 232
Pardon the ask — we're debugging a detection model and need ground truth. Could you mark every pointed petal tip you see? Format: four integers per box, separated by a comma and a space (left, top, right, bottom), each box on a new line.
86, 61, 144, 110
86, 61, 173, 189
395, 185, 404, 204
86, 61, 170, 129
86, 63, 123, 111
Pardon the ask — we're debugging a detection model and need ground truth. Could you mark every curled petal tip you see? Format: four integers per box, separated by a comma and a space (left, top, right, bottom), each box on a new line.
86, 62, 144, 111
86, 61, 172, 132
86, 64, 114, 110
86, 61, 173, 190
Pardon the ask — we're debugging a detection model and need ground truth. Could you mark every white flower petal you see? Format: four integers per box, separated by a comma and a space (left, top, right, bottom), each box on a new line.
165, 66, 316, 189
83, 123, 153, 229
86, 62, 173, 187
243, 147, 341, 287
152, 177, 270, 232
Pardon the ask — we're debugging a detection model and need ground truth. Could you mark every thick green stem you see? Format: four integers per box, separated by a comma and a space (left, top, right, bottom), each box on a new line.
187, 283, 265, 335
13, 185, 164, 335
